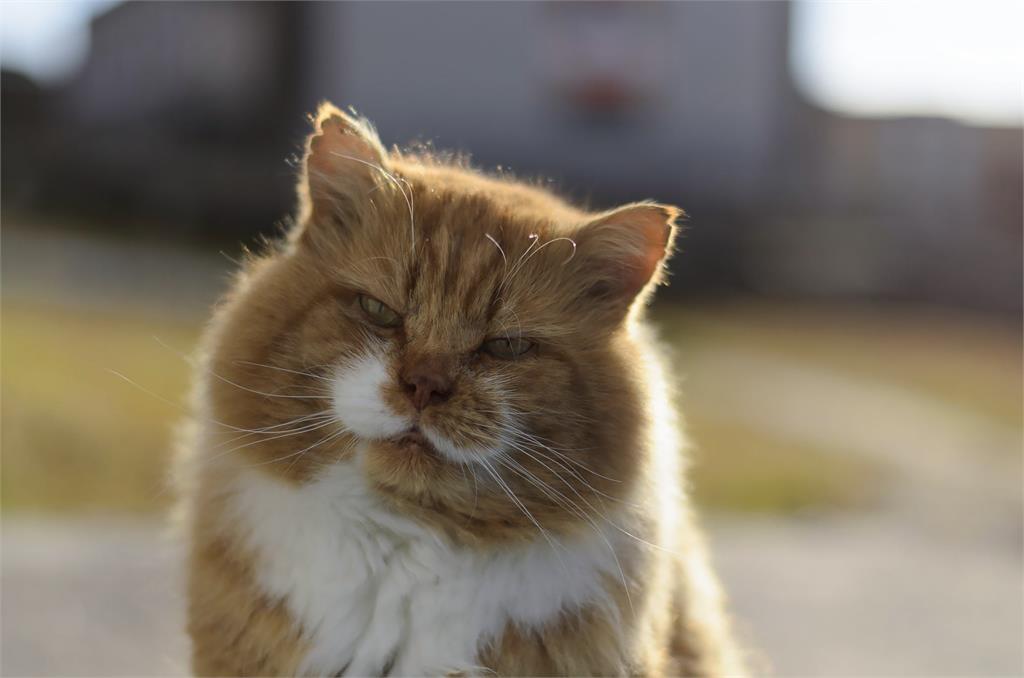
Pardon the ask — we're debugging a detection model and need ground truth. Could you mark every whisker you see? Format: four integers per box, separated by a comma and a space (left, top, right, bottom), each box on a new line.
499, 233, 539, 293
476, 456, 564, 564
107, 368, 324, 437
462, 418, 669, 559
212, 411, 337, 449
233, 360, 332, 383
500, 435, 632, 508
456, 462, 481, 520
207, 372, 332, 400
468, 417, 618, 482
247, 424, 350, 470
496, 426, 674, 556
201, 418, 341, 465
484, 233, 508, 268
521, 236, 577, 268
507, 429, 622, 484
328, 152, 415, 252
282, 423, 351, 474
494, 454, 632, 614
151, 336, 333, 400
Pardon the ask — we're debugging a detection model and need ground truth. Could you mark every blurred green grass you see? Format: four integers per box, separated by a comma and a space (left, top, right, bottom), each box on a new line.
2, 294, 1018, 515
2, 301, 198, 512
684, 414, 875, 513
657, 302, 1021, 431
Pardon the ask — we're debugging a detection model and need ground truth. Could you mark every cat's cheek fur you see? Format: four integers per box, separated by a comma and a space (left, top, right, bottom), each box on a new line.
331, 349, 412, 439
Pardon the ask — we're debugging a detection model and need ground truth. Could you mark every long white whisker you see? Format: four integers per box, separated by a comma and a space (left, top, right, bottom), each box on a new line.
485, 233, 507, 268
212, 412, 337, 449
477, 455, 563, 562
328, 152, 415, 252
107, 368, 326, 437
248, 424, 350, 470
494, 427, 673, 556
233, 360, 331, 383
469, 417, 619, 482
499, 233, 539, 293
203, 418, 341, 464
500, 435, 629, 508
521, 236, 577, 268
206, 371, 332, 400
151, 336, 333, 400
494, 455, 632, 614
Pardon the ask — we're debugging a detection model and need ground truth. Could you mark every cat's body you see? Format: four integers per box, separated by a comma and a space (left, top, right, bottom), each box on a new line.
176, 104, 744, 676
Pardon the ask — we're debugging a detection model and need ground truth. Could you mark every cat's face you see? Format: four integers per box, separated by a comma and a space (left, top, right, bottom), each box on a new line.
206, 104, 679, 543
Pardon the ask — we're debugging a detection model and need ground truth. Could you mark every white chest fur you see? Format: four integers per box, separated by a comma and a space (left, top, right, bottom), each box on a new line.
225, 457, 620, 676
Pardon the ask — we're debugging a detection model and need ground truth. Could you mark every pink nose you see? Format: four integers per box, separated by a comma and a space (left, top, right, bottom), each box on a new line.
401, 360, 453, 410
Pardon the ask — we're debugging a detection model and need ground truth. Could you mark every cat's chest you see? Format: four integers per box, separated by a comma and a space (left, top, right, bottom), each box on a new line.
225, 461, 616, 676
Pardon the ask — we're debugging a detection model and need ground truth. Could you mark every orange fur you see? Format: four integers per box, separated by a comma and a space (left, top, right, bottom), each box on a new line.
176, 103, 745, 676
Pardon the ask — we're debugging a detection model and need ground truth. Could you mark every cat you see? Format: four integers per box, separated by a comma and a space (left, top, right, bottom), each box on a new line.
175, 102, 746, 677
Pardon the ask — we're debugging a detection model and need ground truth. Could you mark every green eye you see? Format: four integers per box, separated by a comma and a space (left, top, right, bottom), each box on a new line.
358, 294, 402, 328
483, 336, 535, 359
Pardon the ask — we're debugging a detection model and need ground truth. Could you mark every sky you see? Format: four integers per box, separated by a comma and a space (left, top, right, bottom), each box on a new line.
0, 0, 1020, 127
791, 0, 1023, 127
0, 0, 119, 83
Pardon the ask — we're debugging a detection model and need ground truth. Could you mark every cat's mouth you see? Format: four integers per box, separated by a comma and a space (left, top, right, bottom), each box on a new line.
378, 423, 501, 466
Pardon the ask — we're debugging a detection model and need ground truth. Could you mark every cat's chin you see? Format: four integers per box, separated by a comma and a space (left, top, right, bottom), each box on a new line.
376, 429, 437, 457
360, 430, 458, 500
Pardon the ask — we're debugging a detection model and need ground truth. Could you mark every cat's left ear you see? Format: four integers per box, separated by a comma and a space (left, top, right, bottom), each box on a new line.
571, 202, 682, 320
298, 102, 389, 228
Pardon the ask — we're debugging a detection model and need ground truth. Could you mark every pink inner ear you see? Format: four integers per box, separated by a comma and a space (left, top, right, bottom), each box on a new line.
308, 116, 384, 176
632, 212, 673, 288
591, 204, 675, 300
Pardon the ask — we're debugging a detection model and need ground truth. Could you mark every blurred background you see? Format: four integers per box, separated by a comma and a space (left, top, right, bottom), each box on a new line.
1, 1, 1021, 675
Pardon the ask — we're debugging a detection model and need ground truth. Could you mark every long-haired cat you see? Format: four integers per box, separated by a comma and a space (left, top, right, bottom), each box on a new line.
175, 103, 745, 676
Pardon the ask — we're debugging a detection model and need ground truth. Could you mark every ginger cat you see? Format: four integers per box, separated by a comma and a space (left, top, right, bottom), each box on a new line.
176, 103, 745, 677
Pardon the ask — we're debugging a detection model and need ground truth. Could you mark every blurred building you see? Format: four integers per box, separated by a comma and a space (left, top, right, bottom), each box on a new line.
2, 2, 307, 237
1, 1, 1020, 312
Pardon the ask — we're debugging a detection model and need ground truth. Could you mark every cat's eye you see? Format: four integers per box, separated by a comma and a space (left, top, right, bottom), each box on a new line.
482, 336, 535, 359
358, 294, 402, 328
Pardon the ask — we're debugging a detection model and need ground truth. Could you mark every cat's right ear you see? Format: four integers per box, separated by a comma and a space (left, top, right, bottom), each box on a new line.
297, 102, 389, 230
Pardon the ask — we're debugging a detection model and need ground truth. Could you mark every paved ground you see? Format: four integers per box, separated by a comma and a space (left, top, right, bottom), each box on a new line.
2, 513, 1021, 677
715, 516, 1022, 676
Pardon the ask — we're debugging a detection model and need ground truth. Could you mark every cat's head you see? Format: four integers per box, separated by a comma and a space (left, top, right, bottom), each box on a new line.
207, 103, 681, 543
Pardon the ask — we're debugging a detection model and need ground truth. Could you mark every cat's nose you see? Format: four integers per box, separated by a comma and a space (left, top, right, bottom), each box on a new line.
401, 360, 453, 410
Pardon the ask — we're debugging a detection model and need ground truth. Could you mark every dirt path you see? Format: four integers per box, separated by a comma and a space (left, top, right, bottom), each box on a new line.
713, 517, 1022, 676
685, 346, 1023, 675
1, 519, 188, 677
684, 346, 1022, 541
